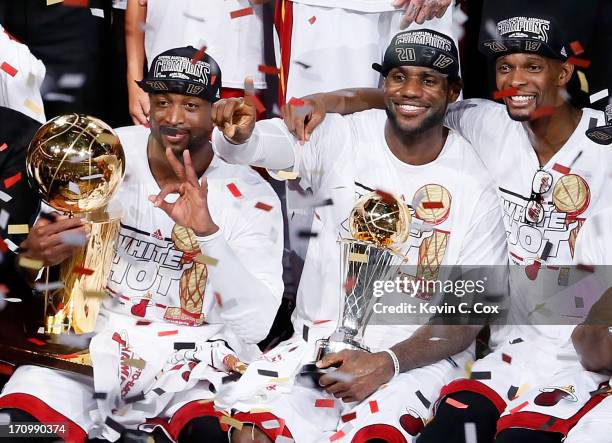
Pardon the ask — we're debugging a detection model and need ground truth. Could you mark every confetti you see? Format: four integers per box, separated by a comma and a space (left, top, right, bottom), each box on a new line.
369, 400, 379, 413
90, 8, 104, 18
0, 62, 17, 77
59, 231, 88, 246
298, 230, 318, 238
507, 386, 519, 400
68, 181, 81, 195
552, 163, 570, 175
415, 390, 431, 409
125, 392, 146, 404
174, 342, 196, 350
509, 401, 529, 414
0, 210, 8, 229
72, 265, 94, 276
213, 291, 223, 308
255, 202, 273, 212
293, 60, 311, 70
589, 89, 609, 104
80, 174, 104, 180
574, 296, 584, 309
258, 65, 281, 75
348, 252, 368, 263
0, 238, 9, 253
302, 324, 309, 342
193, 254, 218, 266
308, 15, 317, 24
375, 189, 395, 204
191, 46, 207, 64
257, 369, 279, 378
315, 399, 335, 408
93, 392, 107, 400
6, 224, 28, 235
541, 241, 553, 261
445, 397, 468, 409
153, 388, 165, 396
576, 263, 595, 273
84, 290, 106, 298
312, 198, 333, 208
4, 172, 22, 188
227, 183, 242, 198
0, 143, 7, 152
222, 373, 241, 384
529, 106, 556, 120
577, 71, 589, 93
230, 7, 253, 19
570, 41, 584, 55
18, 257, 44, 270
288, 97, 305, 107
46, 0, 63, 4
567, 57, 591, 69
470, 371, 492, 380
464, 423, 477, 443
502, 353, 512, 364
0, 190, 11, 202
105, 417, 125, 434
493, 87, 518, 100
341, 412, 357, 422
330, 430, 345, 442
250, 94, 266, 115
34, 281, 64, 291
24, 99, 42, 115
123, 358, 146, 369
158, 330, 178, 337
27, 338, 45, 346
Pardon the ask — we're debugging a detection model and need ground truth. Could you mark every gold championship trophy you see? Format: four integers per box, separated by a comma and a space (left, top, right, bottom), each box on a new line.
301, 192, 410, 381
4, 114, 125, 375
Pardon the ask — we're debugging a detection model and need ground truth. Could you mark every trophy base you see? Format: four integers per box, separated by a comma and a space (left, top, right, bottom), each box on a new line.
299, 337, 369, 386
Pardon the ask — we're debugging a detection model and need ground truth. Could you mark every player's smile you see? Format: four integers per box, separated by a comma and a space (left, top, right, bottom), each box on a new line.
394, 102, 430, 118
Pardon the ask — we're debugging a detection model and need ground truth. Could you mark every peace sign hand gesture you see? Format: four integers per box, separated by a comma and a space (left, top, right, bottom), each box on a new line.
148, 148, 219, 237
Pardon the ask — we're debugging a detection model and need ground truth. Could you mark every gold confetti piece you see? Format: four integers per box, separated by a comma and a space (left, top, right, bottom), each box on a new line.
7, 224, 29, 234
577, 71, 589, 93
18, 257, 44, 270
269, 377, 290, 383
123, 358, 146, 369
197, 399, 214, 405
348, 252, 368, 263
249, 408, 273, 414
46, 0, 63, 4
464, 360, 474, 378
219, 415, 243, 430
277, 170, 299, 180
516, 383, 530, 398
84, 290, 107, 298
23, 98, 42, 115
193, 254, 218, 266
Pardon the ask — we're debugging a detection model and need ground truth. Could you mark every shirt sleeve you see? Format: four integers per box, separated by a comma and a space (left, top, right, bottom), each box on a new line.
196, 191, 284, 344
574, 213, 606, 266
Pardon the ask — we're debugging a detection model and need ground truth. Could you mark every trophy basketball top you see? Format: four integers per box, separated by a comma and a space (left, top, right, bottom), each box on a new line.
349, 192, 411, 247
26, 114, 125, 215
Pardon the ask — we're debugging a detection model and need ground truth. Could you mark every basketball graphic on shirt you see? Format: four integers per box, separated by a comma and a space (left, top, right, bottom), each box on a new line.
164, 225, 207, 326
413, 184, 452, 225
552, 174, 590, 217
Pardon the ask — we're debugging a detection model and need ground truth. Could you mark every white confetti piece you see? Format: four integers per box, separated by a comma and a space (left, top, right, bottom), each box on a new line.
0, 190, 12, 202
4, 238, 19, 252
59, 231, 88, 246
0, 209, 9, 229
464, 422, 477, 443
0, 413, 10, 425
44, 92, 75, 103
2, 298, 22, 303
275, 437, 294, 443
80, 174, 104, 180
58, 73, 86, 89
35, 281, 64, 291
590, 89, 609, 104
261, 419, 281, 430
90, 8, 104, 18
69, 181, 81, 195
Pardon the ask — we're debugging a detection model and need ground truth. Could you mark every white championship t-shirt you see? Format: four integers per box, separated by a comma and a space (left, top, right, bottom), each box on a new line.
574, 206, 612, 266
445, 99, 612, 348
144, 0, 266, 89
214, 109, 509, 351
290, 0, 409, 13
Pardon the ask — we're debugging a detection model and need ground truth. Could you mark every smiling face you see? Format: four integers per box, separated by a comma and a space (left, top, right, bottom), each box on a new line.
383, 66, 461, 137
148, 92, 213, 155
495, 53, 573, 121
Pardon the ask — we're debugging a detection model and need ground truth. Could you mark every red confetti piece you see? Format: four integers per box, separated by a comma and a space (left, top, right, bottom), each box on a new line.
210, 75, 217, 86
493, 87, 518, 100
529, 106, 556, 120
191, 46, 207, 64
258, 65, 281, 75
552, 163, 570, 174
313, 319, 331, 325
27, 338, 45, 346
3, 171, 21, 188
255, 202, 273, 212
369, 400, 379, 413
375, 189, 395, 204
0, 62, 18, 77
502, 353, 512, 364
59, 353, 81, 359
0, 238, 8, 253
288, 97, 305, 107
135, 320, 152, 326
330, 430, 345, 442
158, 330, 178, 337
510, 400, 529, 414
250, 94, 266, 115
214, 291, 223, 308
314, 399, 335, 408
308, 16, 317, 24
446, 397, 469, 409
62, 0, 89, 6
72, 265, 94, 276
230, 7, 253, 19
576, 263, 595, 273
227, 183, 242, 198
341, 412, 357, 423
570, 41, 584, 56
567, 57, 591, 69
343, 276, 357, 293
422, 201, 444, 209
0, 143, 7, 152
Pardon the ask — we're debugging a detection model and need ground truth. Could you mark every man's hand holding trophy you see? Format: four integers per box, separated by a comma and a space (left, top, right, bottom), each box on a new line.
301, 191, 411, 402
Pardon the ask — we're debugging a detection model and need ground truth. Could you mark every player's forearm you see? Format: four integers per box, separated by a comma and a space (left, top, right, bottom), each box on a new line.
391, 324, 481, 373
212, 121, 296, 171
572, 325, 612, 372
196, 231, 281, 343
125, 0, 146, 82
309, 88, 384, 115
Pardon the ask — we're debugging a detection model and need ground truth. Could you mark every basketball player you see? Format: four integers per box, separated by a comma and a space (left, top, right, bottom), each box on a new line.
0, 47, 284, 443
281, 12, 612, 443
210, 29, 508, 442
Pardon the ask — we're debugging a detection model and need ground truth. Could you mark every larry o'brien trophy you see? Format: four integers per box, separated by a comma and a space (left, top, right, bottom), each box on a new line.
301, 192, 411, 381
0, 114, 125, 375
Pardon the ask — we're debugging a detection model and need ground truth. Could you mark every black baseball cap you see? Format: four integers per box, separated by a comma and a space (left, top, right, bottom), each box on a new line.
373, 29, 460, 80
479, 15, 568, 60
137, 46, 222, 103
